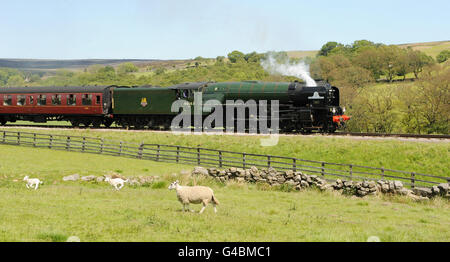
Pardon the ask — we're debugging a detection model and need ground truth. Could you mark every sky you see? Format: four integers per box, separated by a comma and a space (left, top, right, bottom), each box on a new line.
0, 0, 449, 59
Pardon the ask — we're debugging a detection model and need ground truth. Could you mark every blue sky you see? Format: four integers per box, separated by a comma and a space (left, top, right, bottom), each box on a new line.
0, 0, 449, 59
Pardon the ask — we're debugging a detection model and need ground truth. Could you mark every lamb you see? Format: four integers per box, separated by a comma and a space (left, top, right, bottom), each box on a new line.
168, 180, 220, 214
104, 176, 128, 190
23, 175, 43, 190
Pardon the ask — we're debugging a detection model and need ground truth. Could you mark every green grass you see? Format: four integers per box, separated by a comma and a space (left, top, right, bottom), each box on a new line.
0, 144, 448, 242
1, 127, 448, 179
398, 41, 450, 58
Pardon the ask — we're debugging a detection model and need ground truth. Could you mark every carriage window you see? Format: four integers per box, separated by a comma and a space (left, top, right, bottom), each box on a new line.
37, 95, 46, 106
67, 94, 76, 106
51, 94, 62, 105
82, 94, 92, 105
3, 95, 12, 106
17, 95, 26, 106
96, 95, 101, 105
29, 95, 34, 105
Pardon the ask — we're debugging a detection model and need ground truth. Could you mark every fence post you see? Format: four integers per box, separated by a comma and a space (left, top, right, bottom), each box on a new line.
33, 133, 36, 147
267, 156, 271, 168
156, 145, 160, 161
320, 162, 325, 177
138, 143, 144, 159
243, 153, 246, 169
17, 132, 21, 145
411, 172, 415, 189
2, 131, 5, 143
349, 164, 353, 180
176, 146, 180, 163
119, 141, 123, 156
292, 158, 297, 171
197, 148, 201, 165
100, 139, 104, 154
219, 151, 223, 168
65, 136, 70, 150
49, 135, 53, 149
82, 137, 86, 152
381, 167, 385, 180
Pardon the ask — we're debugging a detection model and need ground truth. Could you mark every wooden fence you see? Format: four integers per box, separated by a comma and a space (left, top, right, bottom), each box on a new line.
1, 130, 448, 188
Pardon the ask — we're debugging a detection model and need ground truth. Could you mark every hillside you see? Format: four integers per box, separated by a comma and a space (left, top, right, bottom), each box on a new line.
285, 40, 450, 59
1, 40, 448, 73
0, 58, 188, 73
285, 50, 318, 59
397, 40, 450, 58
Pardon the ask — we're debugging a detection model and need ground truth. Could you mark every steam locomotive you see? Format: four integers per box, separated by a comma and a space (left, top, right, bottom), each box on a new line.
0, 81, 349, 133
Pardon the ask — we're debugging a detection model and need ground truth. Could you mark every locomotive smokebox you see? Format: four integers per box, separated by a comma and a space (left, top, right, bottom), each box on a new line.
288, 81, 339, 107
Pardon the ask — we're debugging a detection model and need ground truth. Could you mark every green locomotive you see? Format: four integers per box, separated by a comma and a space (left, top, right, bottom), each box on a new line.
109, 81, 349, 133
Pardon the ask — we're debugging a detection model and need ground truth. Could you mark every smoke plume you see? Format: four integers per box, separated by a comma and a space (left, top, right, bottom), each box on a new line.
261, 52, 317, 86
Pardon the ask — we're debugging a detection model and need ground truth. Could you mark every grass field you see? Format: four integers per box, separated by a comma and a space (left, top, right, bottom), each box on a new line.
1, 127, 448, 179
0, 144, 449, 242
398, 40, 450, 58
286, 50, 318, 59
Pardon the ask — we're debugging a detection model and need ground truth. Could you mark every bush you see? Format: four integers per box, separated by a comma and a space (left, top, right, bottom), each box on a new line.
436, 50, 450, 63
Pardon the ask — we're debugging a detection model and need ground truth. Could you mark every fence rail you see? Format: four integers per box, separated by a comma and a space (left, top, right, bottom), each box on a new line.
1, 130, 448, 188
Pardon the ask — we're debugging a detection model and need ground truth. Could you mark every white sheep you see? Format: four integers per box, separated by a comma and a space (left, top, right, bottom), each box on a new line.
23, 175, 43, 190
168, 180, 220, 214
104, 177, 128, 190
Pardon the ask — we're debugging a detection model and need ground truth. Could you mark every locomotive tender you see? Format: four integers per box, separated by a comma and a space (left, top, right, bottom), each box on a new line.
0, 81, 349, 133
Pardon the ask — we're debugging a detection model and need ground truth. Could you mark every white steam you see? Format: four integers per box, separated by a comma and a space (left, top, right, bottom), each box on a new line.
261, 53, 317, 86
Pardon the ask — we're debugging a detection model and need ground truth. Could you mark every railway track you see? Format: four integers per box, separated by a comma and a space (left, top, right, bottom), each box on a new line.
328, 132, 450, 139
1, 123, 449, 139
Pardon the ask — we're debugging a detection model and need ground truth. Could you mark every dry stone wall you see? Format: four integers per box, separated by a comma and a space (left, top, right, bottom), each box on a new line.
192, 166, 450, 200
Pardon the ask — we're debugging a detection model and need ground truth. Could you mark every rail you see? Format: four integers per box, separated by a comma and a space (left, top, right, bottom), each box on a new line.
0, 130, 448, 188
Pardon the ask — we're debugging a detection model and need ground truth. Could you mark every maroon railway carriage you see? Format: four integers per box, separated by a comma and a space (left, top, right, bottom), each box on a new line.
0, 86, 113, 127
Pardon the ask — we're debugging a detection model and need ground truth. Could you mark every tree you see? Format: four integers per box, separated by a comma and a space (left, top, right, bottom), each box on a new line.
415, 66, 449, 133
351, 40, 377, 53
244, 52, 262, 63
0, 68, 23, 86
227, 50, 245, 63
117, 62, 138, 75
6, 75, 25, 87
96, 66, 116, 82
317, 42, 342, 56
377, 45, 403, 82
394, 49, 411, 80
309, 54, 352, 82
215, 56, 225, 64
353, 46, 384, 80
406, 49, 434, 79
436, 50, 450, 63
